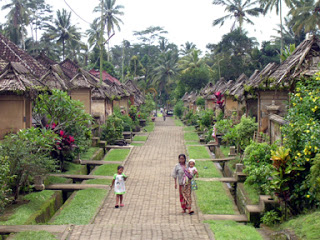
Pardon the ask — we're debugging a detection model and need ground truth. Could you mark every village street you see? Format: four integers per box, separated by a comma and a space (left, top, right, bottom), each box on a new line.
68, 117, 212, 240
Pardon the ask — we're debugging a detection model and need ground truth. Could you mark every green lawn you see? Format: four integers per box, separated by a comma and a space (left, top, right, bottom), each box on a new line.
93, 164, 119, 176
185, 141, 201, 145
279, 211, 320, 240
13, 231, 57, 240
183, 126, 196, 131
133, 135, 148, 141
196, 161, 222, 178
103, 149, 130, 161
220, 145, 230, 157
85, 179, 112, 185
184, 132, 199, 141
131, 143, 144, 146
243, 182, 260, 205
174, 119, 184, 126
80, 147, 99, 160
187, 146, 211, 159
196, 181, 235, 214
50, 188, 107, 225
0, 191, 55, 225
205, 220, 263, 240
144, 122, 155, 132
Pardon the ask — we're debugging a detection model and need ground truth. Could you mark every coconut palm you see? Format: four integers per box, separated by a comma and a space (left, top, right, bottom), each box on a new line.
178, 49, 207, 74
43, 9, 81, 60
86, 19, 102, 49
289, 0, 320, 35
153, 51, 179, 101
1, 0, 35, 49
179, 41, 196, 56
212, 0, 263, 33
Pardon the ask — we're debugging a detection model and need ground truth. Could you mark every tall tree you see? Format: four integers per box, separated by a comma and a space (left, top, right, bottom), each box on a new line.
179, 41, 196, 56
43, 9, 81, 60
212, 0, 263, 33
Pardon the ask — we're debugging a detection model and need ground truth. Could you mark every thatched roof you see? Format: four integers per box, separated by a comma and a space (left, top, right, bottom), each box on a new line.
203, 78, 234, 100
270, 35, 320, 84
228, 73, 248, 100
247, 62, 279, 89
35, 52, 57, 69
59, 58, 79, 79
40, 64, 70, 91
200, 82, 214, 96
70, 68, 99, 89
124, 80, 145, 106
0, 62, 43, 93
0, 34, 46, 77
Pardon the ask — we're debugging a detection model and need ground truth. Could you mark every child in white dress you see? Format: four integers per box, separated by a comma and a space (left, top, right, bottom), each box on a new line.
110, 165, 127, 208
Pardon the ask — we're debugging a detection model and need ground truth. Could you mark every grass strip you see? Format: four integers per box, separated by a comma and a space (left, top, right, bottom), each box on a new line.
205, 220, 263, 240
86, 179, 112, 185
144, 122, 155, 132
0, 191, 55, 225
279, 210, 320, 240
185, 141, 201, 145
12, 231, 57, 240
174, 119, 184, 126
131, 143, 143, 146
93, 164, 119, 176
80, 147, 99, 160
187, 146, 211, 159
51, 188, 106, 225
220, 145, 230, 157
133, 135, 148, 142
46, 162, 87, 185
104, 149, 130, 161
183, 126, 196, 131
184, 132, 199, 141
196, 161, 222, 178
242, 182, 260, 205
196, 181, 235, 214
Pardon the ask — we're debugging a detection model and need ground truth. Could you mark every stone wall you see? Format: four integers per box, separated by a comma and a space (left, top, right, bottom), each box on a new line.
70, 88, 91, 114
92, 100, 106, 123
269, 114, 286, 144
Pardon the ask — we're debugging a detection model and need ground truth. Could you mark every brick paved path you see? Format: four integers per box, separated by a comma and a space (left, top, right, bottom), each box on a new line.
68, 117, 212, 240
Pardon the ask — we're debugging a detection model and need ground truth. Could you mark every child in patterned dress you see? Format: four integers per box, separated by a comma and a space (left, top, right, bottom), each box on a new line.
110, 165, 127, 208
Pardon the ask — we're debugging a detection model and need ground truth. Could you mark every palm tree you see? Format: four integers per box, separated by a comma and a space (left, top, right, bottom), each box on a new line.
153, 51, 179, 103
179, 41, 196, 56
86, 19, 102, 49
178, 49, 206, 74
94, 0, 124, 58
43, 9, 81, 60
260, 0, 293, 58
1, 0, 35, 49
212, 0, 263, 33
289, 0, 320, 35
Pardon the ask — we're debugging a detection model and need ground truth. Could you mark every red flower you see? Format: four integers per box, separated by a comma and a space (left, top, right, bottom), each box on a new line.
59, 130, 65, 136
69, 136, 75, 143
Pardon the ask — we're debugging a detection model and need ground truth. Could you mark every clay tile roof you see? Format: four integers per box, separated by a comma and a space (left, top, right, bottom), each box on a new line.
89, 69, 121, 85
40, 64, 70, 91
0, 34, 46, 77
0, 62, 43, 93
59, 58, 79, 79
35, 52, 57, 69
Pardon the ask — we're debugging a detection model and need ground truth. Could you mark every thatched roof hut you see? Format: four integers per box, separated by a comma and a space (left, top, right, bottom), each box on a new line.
40, 64, 70, 91
35, 52, 58, 69
228, 73, 248, 101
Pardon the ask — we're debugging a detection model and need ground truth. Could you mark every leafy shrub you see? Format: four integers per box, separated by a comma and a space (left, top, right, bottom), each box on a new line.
261, 210, 281, 226
174, 100, 185, 118
114, 107, 137, 131
185, 110, 198, 125
309, 154, 320, 200
198, 109, 215, 130
0, 128, 57, 200
0, 156, 13, 213
215, 119, 233, 136
101, 115, 124, 144
33, 90, 93, 160
196, 97, 205, 108
243, 142, 277, 194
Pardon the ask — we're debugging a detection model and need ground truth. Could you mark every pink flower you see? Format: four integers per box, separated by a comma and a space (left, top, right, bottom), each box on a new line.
59, 130, 65, 136
69, 136, 75, 143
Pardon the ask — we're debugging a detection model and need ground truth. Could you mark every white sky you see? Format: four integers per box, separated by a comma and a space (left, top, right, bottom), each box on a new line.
0, 0, 289, 53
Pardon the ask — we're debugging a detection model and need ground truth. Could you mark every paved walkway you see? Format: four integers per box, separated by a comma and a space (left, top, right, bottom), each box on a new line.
68, 117, 212, 240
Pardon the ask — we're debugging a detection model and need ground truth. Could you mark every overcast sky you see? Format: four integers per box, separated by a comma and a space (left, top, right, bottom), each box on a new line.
1, 0, 289, 53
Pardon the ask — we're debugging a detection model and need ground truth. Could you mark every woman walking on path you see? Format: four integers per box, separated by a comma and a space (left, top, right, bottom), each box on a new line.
172, 154, 194, 215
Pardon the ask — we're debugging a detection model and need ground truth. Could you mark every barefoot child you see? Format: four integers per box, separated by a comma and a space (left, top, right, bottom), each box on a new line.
188, 159, 198, 191
110, 165, 127, 208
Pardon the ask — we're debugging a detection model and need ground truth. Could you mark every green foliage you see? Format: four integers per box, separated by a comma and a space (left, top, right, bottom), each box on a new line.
261, 210, 281, 226
13, 231, 57, 240
174, 100, 185, 118
34, 89, 93, 156
179, 65, 210, 92
0, 156, 13, 213
0, 128, 57, 200
215, 119, 233, 135
185, 110, 198, 125
198, 109, 215, 130
80, 147, 99, 160
243, 142, 277, 194
101, 115, 124, 144
114, 107, 137, 131
223, 116, 257, 152
309, 154, 320, 200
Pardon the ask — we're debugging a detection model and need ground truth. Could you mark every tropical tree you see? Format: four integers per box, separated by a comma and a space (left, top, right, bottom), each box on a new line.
153, 51, 179, 104
86, 19, 102, 49
43, 9, 81, 60
179, 41, 196, 56
178, 49, 209, 74
260, 0, 293, 57
289, 0, 320, 35
212, 0, 263, 33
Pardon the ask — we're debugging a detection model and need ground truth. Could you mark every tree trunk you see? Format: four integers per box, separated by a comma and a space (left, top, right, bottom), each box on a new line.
280, 0, 284, 62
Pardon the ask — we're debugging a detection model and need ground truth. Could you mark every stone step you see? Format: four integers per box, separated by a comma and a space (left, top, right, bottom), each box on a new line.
0, 225, 69, 234
203, 214, 248, 222
197, 177, 237, 183
45, 184, 110, 191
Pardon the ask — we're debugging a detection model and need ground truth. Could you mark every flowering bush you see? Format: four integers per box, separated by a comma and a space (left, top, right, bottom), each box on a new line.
280, 73, 320, 213
214, 91, 225, 110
